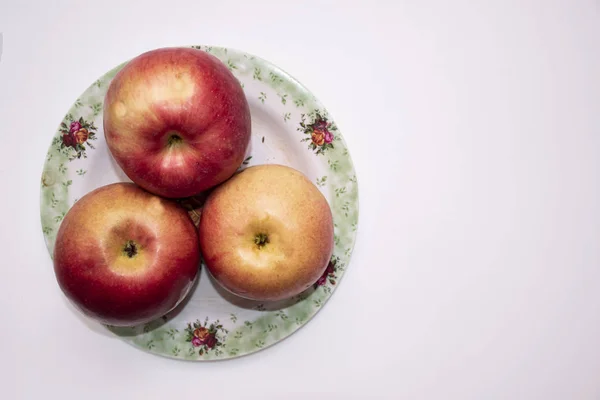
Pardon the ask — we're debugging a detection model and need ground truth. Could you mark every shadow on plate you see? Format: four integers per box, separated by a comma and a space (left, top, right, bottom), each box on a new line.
205, 267, 315, 312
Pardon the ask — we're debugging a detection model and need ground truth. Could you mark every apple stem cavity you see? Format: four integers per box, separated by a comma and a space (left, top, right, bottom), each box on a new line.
254, 233, 269, 249
167, 133, 183, 147
123, 240, 138, 258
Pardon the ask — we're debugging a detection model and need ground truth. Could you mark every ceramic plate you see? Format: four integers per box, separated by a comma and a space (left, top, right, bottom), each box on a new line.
40, 45, 359, 360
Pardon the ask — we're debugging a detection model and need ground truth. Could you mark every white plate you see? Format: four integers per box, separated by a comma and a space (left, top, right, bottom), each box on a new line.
40, 45, 359, 360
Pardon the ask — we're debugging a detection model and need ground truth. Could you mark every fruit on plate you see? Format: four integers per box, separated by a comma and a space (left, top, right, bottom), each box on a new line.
199, 164, 334, 301
103, 47, 251, 198
53, 182, 200, 326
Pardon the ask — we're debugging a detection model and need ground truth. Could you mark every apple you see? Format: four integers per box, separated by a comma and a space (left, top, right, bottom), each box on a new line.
53, 182, 200, 326
199, 164, 334, 301
103, 47, 251, 198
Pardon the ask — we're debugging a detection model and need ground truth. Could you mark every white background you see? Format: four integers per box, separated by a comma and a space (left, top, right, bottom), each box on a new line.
1, 0, 599, 398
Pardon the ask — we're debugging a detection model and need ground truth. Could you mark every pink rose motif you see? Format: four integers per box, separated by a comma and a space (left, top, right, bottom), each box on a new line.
324, 130, 334, 144
191, 337, 202, 347
69, 121, 82, 133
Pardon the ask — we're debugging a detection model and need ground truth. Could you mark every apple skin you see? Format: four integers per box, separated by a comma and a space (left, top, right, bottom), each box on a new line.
53, 183, 200, 326
103, 47, 251, 198
199, 164, 334, 301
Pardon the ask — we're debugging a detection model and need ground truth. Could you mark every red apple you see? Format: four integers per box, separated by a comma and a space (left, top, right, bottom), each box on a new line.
103, 47, 251, 198
199, 164, 334, 301
53, 183, 200, 326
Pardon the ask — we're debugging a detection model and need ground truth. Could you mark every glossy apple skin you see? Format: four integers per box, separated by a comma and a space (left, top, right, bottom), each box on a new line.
53, 183, 200, 326
199, 165, 334, 301
103, 47, 251, 198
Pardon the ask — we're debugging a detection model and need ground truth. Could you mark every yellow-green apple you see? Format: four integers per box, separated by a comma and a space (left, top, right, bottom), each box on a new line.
199, 164, 334, 301
103, 47, 251, 198
53, 183, 200, 326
